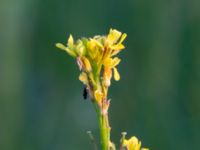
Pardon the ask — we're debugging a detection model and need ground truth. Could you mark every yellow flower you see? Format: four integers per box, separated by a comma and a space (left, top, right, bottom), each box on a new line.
56, 30, 150, 150
121, 136, 149, 150
56, 28, 126, 101
123, 136, 141, 150
106, 29, 127, 51
102, 57, 121, 85
106, 29, 122, 45
103, 57, 121, 67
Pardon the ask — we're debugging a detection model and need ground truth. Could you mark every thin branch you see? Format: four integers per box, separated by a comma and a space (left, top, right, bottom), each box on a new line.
87, 131, 98, 150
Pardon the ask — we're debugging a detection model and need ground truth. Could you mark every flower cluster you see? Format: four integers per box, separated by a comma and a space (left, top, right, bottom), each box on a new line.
56, 29, 126, 109
56, 29, 149, 150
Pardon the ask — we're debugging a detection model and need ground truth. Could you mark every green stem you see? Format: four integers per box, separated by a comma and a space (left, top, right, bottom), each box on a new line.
99, 113, 110, 150
94, 102, 110, 150
92, 74, 110, 150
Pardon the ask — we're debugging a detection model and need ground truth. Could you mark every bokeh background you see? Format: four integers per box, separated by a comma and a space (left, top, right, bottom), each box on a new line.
0, 0, 200, 149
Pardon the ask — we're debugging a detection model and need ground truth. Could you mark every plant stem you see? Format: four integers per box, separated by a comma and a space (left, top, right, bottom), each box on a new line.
95, 103, 110, 150
100, 113, 110, 150
93, 74, 110, 150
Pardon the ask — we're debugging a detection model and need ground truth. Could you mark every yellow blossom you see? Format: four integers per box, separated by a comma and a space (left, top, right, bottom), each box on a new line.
56, 29, 150, 150
56, 28, 126, 99
121, 136, 149, 150
106, 29, 127, 51
103, 57, 121, 82
123, 136, 141, 150
106, 29, 122, 45
103, 57, 121, 68
111, 57, 121, 67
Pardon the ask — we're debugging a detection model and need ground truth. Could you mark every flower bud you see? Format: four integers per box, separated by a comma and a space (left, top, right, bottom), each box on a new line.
82, 57, 92, 72
103, 67, 112, 87
56, 43, 76, 57
94, 90, 103, 103
67, 34, 74, 48
79, 72, 88, 85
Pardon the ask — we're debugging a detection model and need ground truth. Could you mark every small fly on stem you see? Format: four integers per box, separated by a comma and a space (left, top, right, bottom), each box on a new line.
83, 86, 88, 100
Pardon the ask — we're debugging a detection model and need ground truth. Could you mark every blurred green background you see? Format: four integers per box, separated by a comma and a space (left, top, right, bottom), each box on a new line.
0, 0, 200, 149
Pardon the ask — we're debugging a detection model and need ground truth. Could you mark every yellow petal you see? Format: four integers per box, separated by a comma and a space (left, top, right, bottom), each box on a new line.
111, 50, 121, 56
141, 148, 149, 150
106, 29, 122, 45
56, 43, 77, 57
111, 57, 121, 67
113, 67, 120, 81
103, 57, 112, 67
82, 57, 92, 72
87, 40, 96, 50
79, 72, 88, 85
90, 38, 104, 49
119, 33, 127, 44
110, 44, 125, 51
104, 57, 121, 68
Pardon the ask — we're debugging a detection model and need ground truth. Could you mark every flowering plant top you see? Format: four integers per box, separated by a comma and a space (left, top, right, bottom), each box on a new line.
56, 29, 126, 106
56, 29, 149, 150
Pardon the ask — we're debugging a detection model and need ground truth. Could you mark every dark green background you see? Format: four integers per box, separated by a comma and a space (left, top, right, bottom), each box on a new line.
0, 0, 200, 149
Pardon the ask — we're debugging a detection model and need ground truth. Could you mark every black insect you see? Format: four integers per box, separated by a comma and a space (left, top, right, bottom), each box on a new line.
83, 86, 88, 100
